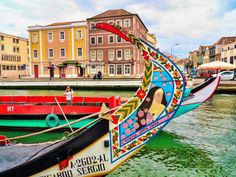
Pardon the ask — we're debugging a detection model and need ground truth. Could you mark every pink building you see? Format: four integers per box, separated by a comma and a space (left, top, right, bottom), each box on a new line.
87, 9, 148, 78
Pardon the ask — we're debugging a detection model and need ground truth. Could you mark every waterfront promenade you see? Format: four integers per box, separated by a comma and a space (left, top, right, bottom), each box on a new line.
0, 78, 236, 92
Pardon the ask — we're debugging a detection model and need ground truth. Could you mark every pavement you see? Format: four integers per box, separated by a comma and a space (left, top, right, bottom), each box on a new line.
0, 78, 236, 92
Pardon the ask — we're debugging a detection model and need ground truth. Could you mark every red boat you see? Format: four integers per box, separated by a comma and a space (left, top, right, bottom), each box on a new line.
0, 95, 121, 129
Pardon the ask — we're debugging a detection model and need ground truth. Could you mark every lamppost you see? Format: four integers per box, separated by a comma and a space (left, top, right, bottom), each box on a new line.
171, 43, 179, 58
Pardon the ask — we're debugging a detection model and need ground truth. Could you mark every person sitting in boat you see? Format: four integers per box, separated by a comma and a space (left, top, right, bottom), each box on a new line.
136, 87, 167, 130
64, 86, 74, 105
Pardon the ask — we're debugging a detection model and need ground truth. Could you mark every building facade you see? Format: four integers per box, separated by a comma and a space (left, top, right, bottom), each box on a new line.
221, 40, 236, 65
189, 51, 198, 68
28, 21, 87, 78
146, 33, 157, 48
87, 9, 148, 78
0, 32, 29, 78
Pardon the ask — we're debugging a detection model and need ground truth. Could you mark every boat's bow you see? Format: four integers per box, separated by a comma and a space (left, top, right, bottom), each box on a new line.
174, 76, 220, 118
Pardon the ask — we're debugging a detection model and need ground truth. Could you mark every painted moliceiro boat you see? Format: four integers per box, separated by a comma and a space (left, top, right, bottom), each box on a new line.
0, 23, 219, 177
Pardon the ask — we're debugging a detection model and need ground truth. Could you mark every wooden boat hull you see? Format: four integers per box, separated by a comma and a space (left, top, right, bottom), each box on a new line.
0, 119, 110, 177
0, 96, 120, 119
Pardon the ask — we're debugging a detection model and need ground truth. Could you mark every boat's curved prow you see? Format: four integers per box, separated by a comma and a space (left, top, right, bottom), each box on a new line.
174, 76, 220, 118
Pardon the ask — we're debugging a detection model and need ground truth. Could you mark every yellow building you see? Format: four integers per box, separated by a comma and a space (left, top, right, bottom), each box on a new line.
28, 21, 87, 78
0, 32, 29, 78
221, 40, 236, 65
146, 33, 157, 48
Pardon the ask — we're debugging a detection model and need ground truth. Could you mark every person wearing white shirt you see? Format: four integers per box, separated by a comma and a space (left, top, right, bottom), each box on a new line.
64, 86, 74, 105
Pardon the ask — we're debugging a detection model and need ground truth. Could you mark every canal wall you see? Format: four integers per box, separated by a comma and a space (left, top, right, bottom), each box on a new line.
0, 79, 236, 93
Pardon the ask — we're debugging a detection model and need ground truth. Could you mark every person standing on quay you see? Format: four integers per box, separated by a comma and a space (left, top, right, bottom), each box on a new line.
64, 86, 74, 105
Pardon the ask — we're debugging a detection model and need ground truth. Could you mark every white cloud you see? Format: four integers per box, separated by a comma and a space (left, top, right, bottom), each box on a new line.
0, 0, 92, 37
126, 0, 236, 57
0, 0, 235, 57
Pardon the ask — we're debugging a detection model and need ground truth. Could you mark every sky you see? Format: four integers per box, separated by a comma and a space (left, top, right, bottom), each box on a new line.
0, 0, 236, 58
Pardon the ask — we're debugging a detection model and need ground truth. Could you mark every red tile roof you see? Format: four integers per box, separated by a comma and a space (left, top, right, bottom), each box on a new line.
46, 21, 86, 27
214, 36, 236, 45
88, 9, 148, 32
90, 9, 132, 19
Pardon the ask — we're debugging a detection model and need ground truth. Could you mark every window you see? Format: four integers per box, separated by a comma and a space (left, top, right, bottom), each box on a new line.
90, 22, 96, 30
108, 20, 114, 24
230, 56, 233, 64
90, 37, 96, 45
16, 39, 19, 44
124, 64, 131, 75
116, 64, 122, 75
60, 31, 65, 41
1, 44, 4, 51
234, 56, 236, 60
13, 47, 16, 52
108, 50, 114, 61
228, 47, 230, 50
116, 50, 122, 60
97, 50, 103, 61
91, 65, 96, 74
116, 19, 122, 27
78, 48, 83, 57
48, 32, 53, 42
76, 30, 82, 39
109, 65, 115, 75
124, 49, 131, 60
117, 36, 122, 43
48, 49, 54, 58
32, 33, 38, 42
124, 19, 130, 27
97, 36, 103, 44
0, 35, 4, 41
109, 35, 114, 44
90, 50, 96, 61
60, 48, 65, 58
13, 38, 16, 43
234, 45, 236, 49
33, 50, 38, 59
17, 47, 19, 53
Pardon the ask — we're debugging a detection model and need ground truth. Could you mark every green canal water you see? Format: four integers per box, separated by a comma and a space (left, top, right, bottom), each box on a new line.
0, 89, 236, 176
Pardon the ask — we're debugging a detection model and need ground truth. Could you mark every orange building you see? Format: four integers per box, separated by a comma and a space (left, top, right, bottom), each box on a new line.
28, 21, 87, 78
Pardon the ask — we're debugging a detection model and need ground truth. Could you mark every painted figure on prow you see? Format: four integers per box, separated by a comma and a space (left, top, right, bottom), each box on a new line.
137, 87, 167, 129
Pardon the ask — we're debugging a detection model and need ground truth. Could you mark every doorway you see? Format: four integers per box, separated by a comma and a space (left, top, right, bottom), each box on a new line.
34, 65, 39, 78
